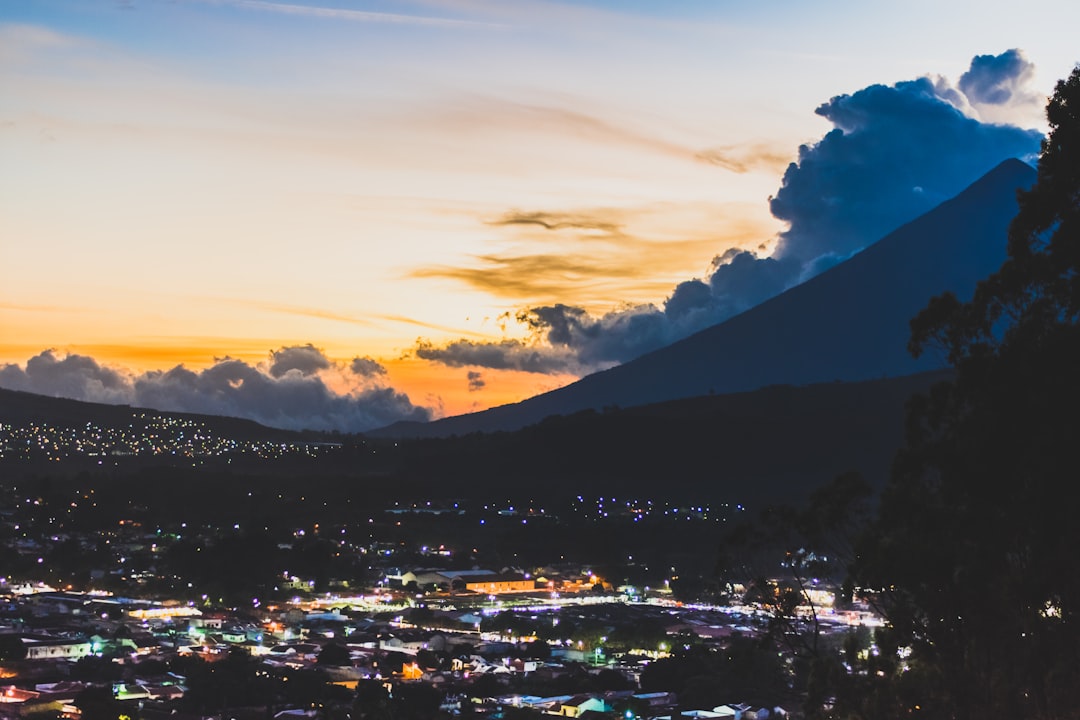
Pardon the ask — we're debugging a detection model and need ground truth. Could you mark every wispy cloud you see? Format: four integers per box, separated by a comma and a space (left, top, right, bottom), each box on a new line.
412, 204, 767, 305
695, 143, 793, 174
421, 97, 766, 170
187, 0, 505, 28
412, 252, 656, 300
487, 210, 621, 235
241, 301, 492, 339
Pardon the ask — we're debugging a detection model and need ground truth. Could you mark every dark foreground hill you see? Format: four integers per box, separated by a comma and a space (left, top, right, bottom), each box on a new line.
0, 386, 306, 442
377, 158, 1035, 439
4, 370, 944, 507
367, 370, 950, 507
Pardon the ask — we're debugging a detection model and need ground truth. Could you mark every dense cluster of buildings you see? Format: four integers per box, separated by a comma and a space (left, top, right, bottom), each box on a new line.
0, 584, 806, 720
0, 412, 879, 718
0, 413, 337, 464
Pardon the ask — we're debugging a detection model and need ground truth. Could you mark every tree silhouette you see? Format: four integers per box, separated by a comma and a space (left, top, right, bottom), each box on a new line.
851, 64, 1080, 720
0, 634, 27, 661
317, 642, 352, 667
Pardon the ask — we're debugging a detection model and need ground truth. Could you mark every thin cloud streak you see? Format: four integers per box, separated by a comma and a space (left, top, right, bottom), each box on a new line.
239, 301, 492, 339
695, 143, 793, 174
414, 205, 770, 305
186, 0, 505, 29
424, 97, 771, 170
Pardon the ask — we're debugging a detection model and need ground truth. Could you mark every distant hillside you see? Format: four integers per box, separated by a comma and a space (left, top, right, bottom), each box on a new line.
4, 369, 945, 507
371, 370, 951, 506
377, 158, 1035, 439
0, 386, 305, 442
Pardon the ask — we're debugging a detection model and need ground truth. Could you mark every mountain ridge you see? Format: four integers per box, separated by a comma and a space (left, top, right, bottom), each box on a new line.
376, 158, 1036, 438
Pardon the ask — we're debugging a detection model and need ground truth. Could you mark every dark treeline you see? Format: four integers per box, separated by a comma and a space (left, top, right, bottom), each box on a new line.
720, 65, 1080, 720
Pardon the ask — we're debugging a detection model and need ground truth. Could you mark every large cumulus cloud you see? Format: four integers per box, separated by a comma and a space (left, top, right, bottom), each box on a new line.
957, 49, 1041, 124
0, 350, 132, 404
416, 50, 1044, 373
0, 347, 429, 432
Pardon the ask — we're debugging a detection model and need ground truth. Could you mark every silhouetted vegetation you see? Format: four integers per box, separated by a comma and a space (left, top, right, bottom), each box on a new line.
839, 64, 1080, 720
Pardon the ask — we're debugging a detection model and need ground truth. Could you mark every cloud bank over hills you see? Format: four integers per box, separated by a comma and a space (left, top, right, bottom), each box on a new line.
0, 347, 429, 432
0, 51, 1046, 431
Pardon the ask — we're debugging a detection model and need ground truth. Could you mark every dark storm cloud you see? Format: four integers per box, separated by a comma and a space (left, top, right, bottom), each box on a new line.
268, 343, 331, 378
349, 356, 387, 377
520, 303, 677, 366
0, 349, 131, 403
467, 371, 485, 392
414, 338, 579, 374
959, 49, 1036, 106
133, 359, 428, 432
769, 74, 1041, 271
414, 53, 1043, 376
0, 349, 430, 432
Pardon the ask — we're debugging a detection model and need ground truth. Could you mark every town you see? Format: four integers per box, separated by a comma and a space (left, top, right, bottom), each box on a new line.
0, 416, 881, 720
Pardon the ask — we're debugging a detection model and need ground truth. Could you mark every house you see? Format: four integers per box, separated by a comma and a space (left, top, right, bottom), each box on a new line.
462, 573, 536, 595
20, 636, 93, 660
558, 695, 612, 717
633, 691, 677, 711
0, 687, 40, 704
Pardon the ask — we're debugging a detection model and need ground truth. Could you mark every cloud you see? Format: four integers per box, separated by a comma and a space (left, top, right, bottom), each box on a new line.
186, 0, 502, 28
487, 210, 622, 235
694, 143, 793, 174
0, 349, 132, 404
415, 338, 579, 374
245, 301, 493, 339
423, 97, 768, 171
769, 72, 1040, 274
0, 349, 429, 432
268, 343, 331, 378
467, 370, 485, 392
413, 252, 655, 300
350, 356, 387, 377
959, 49, 1038, 107
413, 205, 738, 303
413, 52, 1044, 376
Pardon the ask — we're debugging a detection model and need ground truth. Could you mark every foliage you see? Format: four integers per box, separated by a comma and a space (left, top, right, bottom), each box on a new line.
718, 472, 872, 661
317, 642, 353, 666
639, 636, 790, 708
0, 634, 27, 661
73, 685, 127, 720
849, 65, 1080, 720
390, 682, 443, 720
352, 680, 394, 720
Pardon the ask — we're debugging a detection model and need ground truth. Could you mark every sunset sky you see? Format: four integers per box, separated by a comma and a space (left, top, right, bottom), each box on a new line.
2, 0, 1078, 431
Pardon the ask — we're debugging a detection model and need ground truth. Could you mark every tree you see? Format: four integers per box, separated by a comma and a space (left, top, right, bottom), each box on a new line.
850, 65, 1080, 720
0, 634, 27, 661
717, 471, 872, 699
317, 642, 352, 667
72, 686, 123, 720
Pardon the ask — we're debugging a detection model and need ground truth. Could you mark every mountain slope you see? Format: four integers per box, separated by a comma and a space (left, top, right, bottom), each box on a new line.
378, 158, 1036, 438
378, 370, 952, 505
0, 386, 304, 442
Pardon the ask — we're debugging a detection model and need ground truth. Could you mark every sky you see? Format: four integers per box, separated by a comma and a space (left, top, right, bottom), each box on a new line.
1, 0, 1077, 431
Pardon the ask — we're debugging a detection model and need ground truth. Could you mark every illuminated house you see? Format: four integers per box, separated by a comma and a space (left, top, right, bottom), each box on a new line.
462, 573, 536, 595
19, 636, 93, 661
